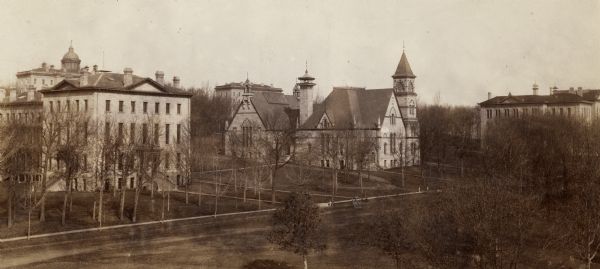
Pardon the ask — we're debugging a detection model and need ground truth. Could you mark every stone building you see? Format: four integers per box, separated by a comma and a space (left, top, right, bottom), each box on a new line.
40, 68, 192, 191
15, 44, 84, 91
478, 84, 600, 137
225, 51, 421, 170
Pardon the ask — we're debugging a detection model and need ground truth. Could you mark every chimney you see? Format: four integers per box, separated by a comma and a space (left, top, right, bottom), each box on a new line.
123, 67, 133, 86
42, 62, 48, 71
9, 89, 16, 102
93, 64, 98, 74
173, 76, 180, 88
532, 83, 539, 96
50, 65, 54, 70
155, 71, 165, 85
487, 92, 492, 100
80, 66, 90, 86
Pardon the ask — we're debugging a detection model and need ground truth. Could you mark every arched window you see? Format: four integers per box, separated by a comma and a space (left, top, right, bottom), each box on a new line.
409, 100, 416, 116
384, 143, 388, 154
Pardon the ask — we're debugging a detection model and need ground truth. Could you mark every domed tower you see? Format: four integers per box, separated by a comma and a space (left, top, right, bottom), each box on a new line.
297, 66, 315, 125
61, 44, 81, 73
392, 50, 417, 120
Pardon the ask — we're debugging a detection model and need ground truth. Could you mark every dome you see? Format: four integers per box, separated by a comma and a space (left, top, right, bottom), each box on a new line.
62, 45, 81, 62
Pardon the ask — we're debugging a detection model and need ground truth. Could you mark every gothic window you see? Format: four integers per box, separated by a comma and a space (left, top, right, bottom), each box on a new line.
384, 143, 388, 154
409, 100, 415, 115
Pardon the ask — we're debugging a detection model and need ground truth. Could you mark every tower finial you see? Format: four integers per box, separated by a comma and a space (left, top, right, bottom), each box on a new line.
403, 40, 405, 51
70, 40, 73, 48
305, 60, 308, 73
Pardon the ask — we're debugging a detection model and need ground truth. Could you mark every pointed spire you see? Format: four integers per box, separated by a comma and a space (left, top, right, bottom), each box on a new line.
392, 50, 416, 79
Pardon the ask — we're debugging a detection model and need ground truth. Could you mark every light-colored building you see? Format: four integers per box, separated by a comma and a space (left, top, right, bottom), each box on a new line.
15, 44, 83, 91
478, 84, 600, 137
225, 51, 421, 170
40, 67, 193, 191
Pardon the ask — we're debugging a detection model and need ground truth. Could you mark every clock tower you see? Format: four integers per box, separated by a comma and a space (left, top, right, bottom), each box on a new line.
392, 50, 417, 120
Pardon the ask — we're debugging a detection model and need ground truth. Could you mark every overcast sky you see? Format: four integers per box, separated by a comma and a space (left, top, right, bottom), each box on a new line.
0, 0, 598, 105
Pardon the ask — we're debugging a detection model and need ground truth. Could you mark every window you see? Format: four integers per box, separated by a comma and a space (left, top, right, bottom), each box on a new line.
143, 102, 148, 113
119, 101, 124, 112
390, 133, 397, 153
155, 102, 160, 114
176, 124, 181, 144
142, 123, 148, 144
76, 100, 80, 111
242, 126, 252, 146
165, 153, 170, 169
66, 100, 70, 111
118, 123, 124, 141
84, 100, 88, 111
131, 101, 136, 113
166, 103, 170, 114
165, 124, 170, 144
177, 153, 181, 168
391, 113, 396, 125
49, 101, 53, 112
104, 122, 110, 141
106, 100, 111, 112
130, 177, 135, 189
384, 143, 388, 154
57, 101, 61, 112
130, 123, 136, 143
177, 104, 181, 115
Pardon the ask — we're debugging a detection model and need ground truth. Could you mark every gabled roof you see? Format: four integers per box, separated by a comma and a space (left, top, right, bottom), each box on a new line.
39, 72, 192, 97
392, 51, 416, 79
300, 87, 395, 130
479, 92, 594, 106
244, 91, 299, 130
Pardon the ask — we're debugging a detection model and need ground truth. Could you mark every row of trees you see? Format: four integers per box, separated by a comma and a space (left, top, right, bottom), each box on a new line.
0, 108, 195, 230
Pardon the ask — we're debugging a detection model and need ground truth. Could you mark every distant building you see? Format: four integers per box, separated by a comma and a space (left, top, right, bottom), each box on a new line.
225, 51, 421, 169
15, 44, 84, 91
215, 81, 283, 105
478, 84, 600, 136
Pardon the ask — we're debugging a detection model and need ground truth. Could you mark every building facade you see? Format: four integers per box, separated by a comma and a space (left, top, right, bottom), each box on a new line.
15, 44, 83, 91
478, 84, 600, 137
39, 68, 192, 191
225, 51, 421, 170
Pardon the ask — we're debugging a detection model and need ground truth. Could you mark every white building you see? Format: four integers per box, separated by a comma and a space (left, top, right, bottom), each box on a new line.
40, 67, 192, 191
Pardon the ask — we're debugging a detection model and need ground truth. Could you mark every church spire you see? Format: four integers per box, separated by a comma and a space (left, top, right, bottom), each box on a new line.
392, 51, 416, 79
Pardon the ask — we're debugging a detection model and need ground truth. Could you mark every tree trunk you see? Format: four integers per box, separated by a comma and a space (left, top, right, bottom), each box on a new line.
99, 184, 104, 227
198, 184, 202, 207
92, 200, 96, 221
61, 179, 70, 226
119, 188, 126, 221
271, 169, 276, 203
303, 255, 308, 269
132, 188, 140, 223
358, 170, 364, 198
167, 191, 170, 212
185, 183, 189, 204
243, 176, 247, 203
161, 191, 165, 220
214, 175, 219, 217
7, 186, 12, 228
40, 162, 48, 222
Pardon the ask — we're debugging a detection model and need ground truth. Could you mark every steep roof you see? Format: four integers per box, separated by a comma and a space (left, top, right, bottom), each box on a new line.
39, 72, 192, 97
247, 91, 299, 130
300, 87, 395, 130
392, 51, 416, 78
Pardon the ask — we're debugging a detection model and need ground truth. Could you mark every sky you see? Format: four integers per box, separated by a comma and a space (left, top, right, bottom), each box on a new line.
0, 0, 598, 105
